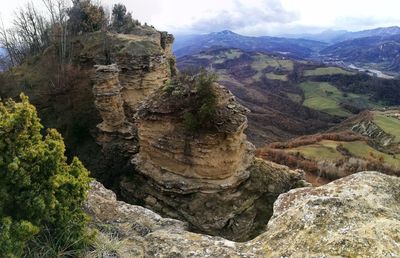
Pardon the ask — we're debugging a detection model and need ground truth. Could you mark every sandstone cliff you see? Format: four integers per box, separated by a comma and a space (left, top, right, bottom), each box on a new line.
86, 171, 400, 257
134, 82, 253, 192
86, 28, 309, 241
106, 74, 307, 241
90, 29, 175, 160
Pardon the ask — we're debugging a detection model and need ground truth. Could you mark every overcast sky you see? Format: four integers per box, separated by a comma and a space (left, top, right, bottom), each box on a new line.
1, 0, 400, 36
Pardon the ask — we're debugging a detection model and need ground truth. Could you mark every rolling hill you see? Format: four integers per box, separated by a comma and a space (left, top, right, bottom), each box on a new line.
175, 27, 400, 74
173, 30, 327, 58
259, 109, 400, 185
321, 34, 400, 73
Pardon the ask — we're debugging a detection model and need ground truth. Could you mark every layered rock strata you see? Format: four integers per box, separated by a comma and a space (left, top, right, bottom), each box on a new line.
134, 83, 254, 192
352, 119, 394, 147
89, 28, 175, 177
86, 171, 400, 257
120, 81, 308, 241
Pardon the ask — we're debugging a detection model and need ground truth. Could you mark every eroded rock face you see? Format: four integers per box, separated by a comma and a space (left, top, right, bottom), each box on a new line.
135, 84, 254, 192
352, 119, 394, 147
86, 172, 400, 257
119, 81, 308, 241
90, 28, 175, 178
122, 158, 306, 241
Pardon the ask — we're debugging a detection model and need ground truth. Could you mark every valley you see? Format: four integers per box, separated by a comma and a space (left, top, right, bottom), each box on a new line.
174, 27, 400, 76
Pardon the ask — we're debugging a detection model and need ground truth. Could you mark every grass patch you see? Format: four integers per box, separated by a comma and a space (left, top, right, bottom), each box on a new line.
224, 49, 242, 59
287, 141, 343, 161
300, 81, 351, 117
251, 54, 293, 72
266, 72, 288, 81
287, 93, 302, 103
193, 54, 214, 59
300, 81, 377, 117
84, 230, 132, 258
252, 72, 263, 81
250, 54, 293, 82
304, 67, 354, 76
284, 139, 400, 168
341, 141, 400, 167
373, 112, 400, 142
209, 49, 242, 64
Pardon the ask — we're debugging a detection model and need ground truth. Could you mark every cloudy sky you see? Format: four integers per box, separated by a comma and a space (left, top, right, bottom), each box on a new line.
1, 0, 400, 36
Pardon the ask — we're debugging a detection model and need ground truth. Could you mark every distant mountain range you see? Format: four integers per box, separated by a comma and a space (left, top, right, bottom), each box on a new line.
173, 30, 327, 59
282, 26, 400, 43
321, 34, 400, 71
174, 26, 400, 74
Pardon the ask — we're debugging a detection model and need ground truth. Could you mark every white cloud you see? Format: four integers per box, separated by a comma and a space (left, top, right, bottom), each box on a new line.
182, 0, 299, 34
1, 0, 400, 35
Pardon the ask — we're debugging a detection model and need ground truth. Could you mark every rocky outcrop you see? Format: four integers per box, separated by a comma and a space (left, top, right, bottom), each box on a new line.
122, 158, 306, 241
261, 171, 400, 257
88, 27, 304, 241
88, 28, 175, 182
118, 79, 308, 241
352, 119, 394, 147
134, 83, 253, 192
86, 29, 308, 240
93, 64, 137, 155
86, 171, 400, 257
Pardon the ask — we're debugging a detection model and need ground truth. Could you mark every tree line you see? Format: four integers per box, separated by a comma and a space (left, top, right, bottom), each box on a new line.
0, 0, 142, 69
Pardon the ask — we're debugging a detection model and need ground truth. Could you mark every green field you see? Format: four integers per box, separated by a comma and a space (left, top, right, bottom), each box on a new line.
251, 54, 294, 71
251, 54, 293, 81
300, 82, 351, 117
193, 54, 214, 59
286, 140, 400, 167
195, 49, 243, 64
304, 67, 355, 76
287, 141, 342, 161
300, 81, 377, 117
373, 112, 400, 142
224, 49, 242, 59
287, 93, 302, 103
266, 72, 288, 81
341, 141, 400, 167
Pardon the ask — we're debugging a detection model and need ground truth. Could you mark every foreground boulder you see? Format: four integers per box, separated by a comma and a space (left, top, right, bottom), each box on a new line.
86, 171, 400, 257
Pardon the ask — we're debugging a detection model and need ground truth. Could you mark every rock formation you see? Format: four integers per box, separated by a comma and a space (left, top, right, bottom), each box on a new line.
90, 28, 174, 153
134, 83, 254, 192
113, 75, 307, 241
86, 171, 400, 257
93, 64, 137, 156
352, 119, 394, 147
87, 27, 308, 241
